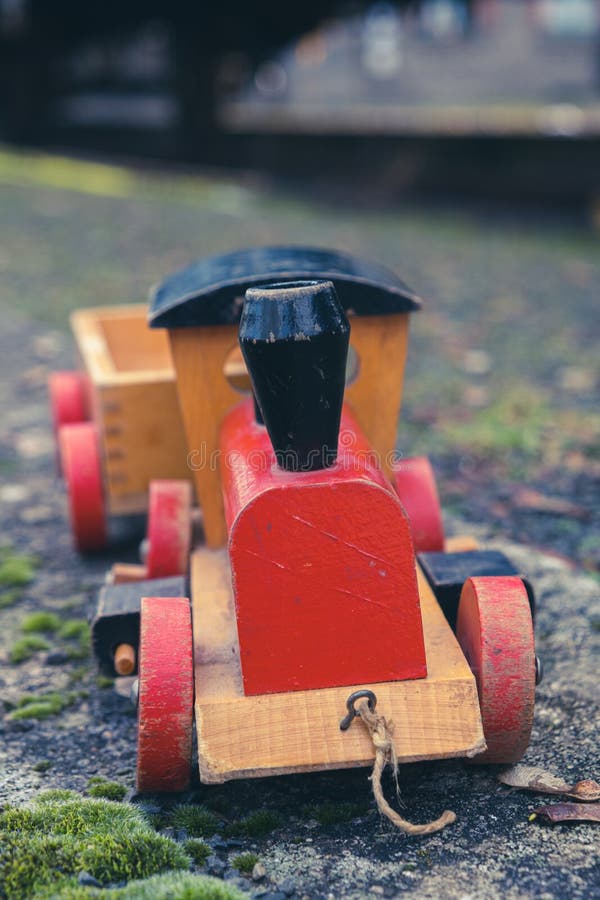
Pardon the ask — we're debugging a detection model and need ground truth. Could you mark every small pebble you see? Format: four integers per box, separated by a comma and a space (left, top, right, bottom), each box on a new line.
33, 333, 63, 360
9, 720, 34, 733
15, 430, 53, 459
45, 650, 70, 666
0, 484, 29, 503
224, 870, 244, 882
20, 505, 55, 524
461, 349, 492, 376
206, 855, 227, 877
208, 836, 229, 850
252, 861, 267, 882
77, 872, 101, 888
279, 878, 297, 896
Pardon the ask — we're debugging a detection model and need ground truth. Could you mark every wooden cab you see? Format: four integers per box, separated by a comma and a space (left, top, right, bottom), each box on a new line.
149, 246, 423, 547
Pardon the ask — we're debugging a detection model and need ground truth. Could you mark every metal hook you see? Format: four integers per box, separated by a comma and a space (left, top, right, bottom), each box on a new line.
339, 689, 377, 731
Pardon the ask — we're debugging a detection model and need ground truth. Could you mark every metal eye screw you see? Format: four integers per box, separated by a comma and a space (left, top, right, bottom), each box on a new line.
339, 689, 377, 731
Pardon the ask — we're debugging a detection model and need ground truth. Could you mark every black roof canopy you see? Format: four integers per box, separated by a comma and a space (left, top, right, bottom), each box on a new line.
149, 246, 422, 329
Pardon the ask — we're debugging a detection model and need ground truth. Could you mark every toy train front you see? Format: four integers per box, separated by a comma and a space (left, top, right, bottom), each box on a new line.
153, 247, 428, 697
221, 278, 426, 695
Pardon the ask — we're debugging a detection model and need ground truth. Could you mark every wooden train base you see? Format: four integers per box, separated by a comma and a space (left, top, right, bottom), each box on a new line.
190, 546, 486, 784
134, 531, 536, 793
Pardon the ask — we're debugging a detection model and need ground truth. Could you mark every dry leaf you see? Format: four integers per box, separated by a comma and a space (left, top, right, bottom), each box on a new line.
499, 766, 600, 801
511, 487, 591, 521
529, 803, 600, 825
570, 780, 600, 801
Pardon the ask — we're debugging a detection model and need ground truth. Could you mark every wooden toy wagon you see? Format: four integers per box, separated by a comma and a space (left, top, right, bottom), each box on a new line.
91, 247, 540, 816
48, 302, 247, 571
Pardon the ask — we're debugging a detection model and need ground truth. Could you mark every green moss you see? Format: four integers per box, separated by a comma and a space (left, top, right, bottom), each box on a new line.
36, 790, 78, 804
223, 810, 282, 839
32, 760, 53, 773
114, 871, 245, 899
57, 619, 91, 659
33, 872, 244, 899
0, 832, 78, 898
81, 830, 188, 883
58, 619, 90, 641
66, 644, 90, 660
230, 852, 258, 874
0, 795, 190, 898
440, 387, 552, 458
22, 611, 61, 633
54, 595, 86, 611
96, 675, 114, 689
87, 780, 127, 802
184, 839, 211, 866
147, 811, 168, 831
171, 805, 219, 838
0, 588, 23, 608
9, 692, 76, 720
9, 636, 50, 664
69, 667, 89, 684
302, 801, 369, 826
0, 552, 39, 587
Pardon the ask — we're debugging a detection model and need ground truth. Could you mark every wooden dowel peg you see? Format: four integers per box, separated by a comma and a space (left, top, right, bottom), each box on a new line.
114, 643, 136, 676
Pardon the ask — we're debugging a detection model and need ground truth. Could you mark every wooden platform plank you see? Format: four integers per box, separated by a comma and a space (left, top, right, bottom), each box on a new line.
191, 547, 485, 783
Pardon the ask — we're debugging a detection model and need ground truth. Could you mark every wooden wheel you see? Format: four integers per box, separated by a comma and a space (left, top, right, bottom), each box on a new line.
59, 423, 107, 552
145, 480, 192, 579
456, 576, 535, 764
49, 371, 90, 475
136, 596, 194, 792
49, 371, 89, 430
391, 456, 445, 552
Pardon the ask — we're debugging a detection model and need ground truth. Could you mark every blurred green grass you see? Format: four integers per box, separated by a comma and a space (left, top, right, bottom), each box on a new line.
1, 146, 598, 475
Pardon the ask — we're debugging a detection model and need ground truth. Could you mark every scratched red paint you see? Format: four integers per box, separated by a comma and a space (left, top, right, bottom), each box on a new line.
456, 576, 535, 764
136, 596, 194, 791
221, 399, 427, 695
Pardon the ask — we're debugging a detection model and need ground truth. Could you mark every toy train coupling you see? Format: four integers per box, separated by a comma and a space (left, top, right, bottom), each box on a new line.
80, 245, 540, 807
340, 690, 378, 731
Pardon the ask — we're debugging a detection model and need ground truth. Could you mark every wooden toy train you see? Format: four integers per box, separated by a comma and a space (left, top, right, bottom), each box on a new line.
61, 246, 540, 797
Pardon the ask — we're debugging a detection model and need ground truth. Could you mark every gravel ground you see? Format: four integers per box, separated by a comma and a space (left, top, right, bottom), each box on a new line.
0, 154, 598, 898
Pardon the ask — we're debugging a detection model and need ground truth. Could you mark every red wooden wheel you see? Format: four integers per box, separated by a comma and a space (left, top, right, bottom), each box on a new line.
145, 480, 192, 579
49, 371, 90, 475
49, 371, 89, 431
391, 456, 445, 552
136, 596, 194, 792
456, 576, 535, 764
59, 422, 107, 552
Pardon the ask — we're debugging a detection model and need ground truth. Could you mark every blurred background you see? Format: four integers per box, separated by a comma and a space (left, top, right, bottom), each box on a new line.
1, 0, 600, 200
0, 0, 598, 572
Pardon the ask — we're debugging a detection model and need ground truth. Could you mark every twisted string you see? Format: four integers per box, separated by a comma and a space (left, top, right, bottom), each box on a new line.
357, 700, 456, 836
